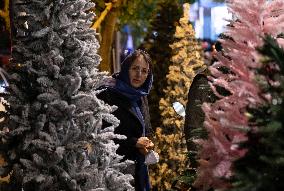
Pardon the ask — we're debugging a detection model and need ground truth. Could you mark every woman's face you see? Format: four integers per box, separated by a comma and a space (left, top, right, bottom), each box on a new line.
129, 55, 149, 88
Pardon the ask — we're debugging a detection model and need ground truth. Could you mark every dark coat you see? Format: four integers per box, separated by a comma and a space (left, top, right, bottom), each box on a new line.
184, 70, 218, 166
97, 88, 152, 191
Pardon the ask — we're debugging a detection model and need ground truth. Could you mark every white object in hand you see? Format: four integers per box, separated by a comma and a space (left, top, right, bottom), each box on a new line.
145, 150, 159, 165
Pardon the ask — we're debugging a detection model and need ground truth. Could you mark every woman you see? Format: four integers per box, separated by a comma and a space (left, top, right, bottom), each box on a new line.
97, 49, 154, 191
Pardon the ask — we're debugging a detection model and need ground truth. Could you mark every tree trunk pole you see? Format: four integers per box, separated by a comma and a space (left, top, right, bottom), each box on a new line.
98, 0, 123, 73
0, 0, 10, 32
99, 9, 118, 72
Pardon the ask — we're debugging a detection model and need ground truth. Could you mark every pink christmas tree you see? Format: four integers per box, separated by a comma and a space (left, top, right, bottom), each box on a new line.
193, 0, 284, 190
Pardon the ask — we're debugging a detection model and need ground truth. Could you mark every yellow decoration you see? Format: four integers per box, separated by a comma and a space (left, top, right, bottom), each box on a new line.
91, 2, 113, 29
0, 100, 10, 183
150, 3, 206, 190
0, 0, 10, 32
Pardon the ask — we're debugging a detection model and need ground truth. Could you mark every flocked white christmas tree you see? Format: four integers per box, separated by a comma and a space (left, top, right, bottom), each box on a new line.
0, 0, 133, 190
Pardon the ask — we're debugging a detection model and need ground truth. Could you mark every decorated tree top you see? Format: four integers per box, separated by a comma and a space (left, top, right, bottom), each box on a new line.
160, 3, 205, 122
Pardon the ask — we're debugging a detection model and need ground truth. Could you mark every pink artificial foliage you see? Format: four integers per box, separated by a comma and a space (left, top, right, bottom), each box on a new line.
277, 38, 284, 48
193, 0, 284, 190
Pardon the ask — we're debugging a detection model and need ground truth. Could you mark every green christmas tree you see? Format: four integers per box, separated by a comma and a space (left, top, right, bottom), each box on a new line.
230, 35, 284, 191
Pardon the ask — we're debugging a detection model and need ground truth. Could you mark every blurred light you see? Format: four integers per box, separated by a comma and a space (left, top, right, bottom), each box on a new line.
173, 102, 185, 117
0, 82, 6, 93
153, 31, 158, 37
126, 34, 134, 51
190, 1, 229, 40
200, 0, 223, 8
211, 6, 232, 40
0, 68, 9, 93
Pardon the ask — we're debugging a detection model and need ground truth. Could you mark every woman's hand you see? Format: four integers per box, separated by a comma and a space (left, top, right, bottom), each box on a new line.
146, 141, 154, 150
136, 137, 149, 148
136, 137, 154, 155
136, 137, 153, 148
